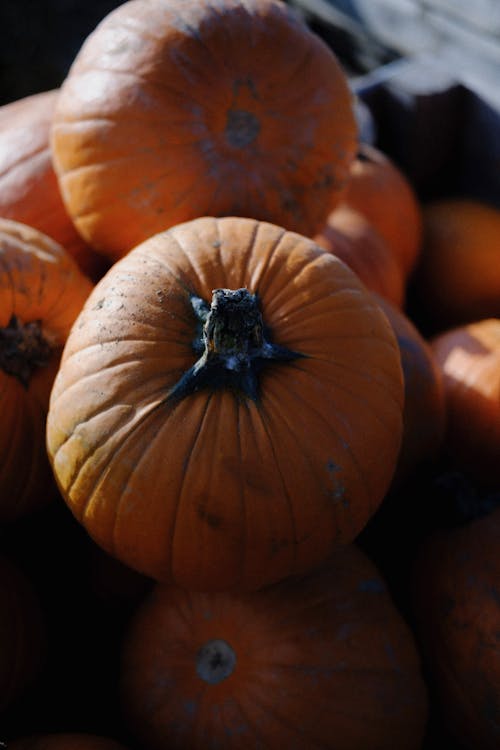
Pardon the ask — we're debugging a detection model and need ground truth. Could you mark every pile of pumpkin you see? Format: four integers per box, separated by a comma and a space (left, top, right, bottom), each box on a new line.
1, 1, 499, 748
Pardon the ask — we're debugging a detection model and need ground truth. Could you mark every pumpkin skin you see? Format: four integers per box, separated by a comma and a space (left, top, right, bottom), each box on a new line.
431, 318, 500, 487
0, 218, 93, 521
46, 216, 404, 592
374, 294, 445, 489
51, 0, 357, 262
8, 735, 129, 750
0, 555, 45, 715
415, 198, 500, 331
0, 89, 109, 282
412, 507, 500, 750
314, 205, 406, 308
120, 543, 428, 750
337, 143, 422, 277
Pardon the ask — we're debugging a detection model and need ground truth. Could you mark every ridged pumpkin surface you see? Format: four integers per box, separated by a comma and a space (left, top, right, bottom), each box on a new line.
0, 219, 93, 520
413, 508, 500, 750
120, 544, 428, 749
46, 216, 404, 591
0, 90, 108, 281
51, 0, 357, 261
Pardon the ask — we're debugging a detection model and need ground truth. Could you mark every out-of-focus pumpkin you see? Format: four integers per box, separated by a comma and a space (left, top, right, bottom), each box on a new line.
51, 0, 357, 262
120, 543, 428, 750
374, 294, 445, 488
0, 89, 109, 282
415, 198, 500, 331
8, 735, 129, 750
0, 555, 45, 715
46, 215, 404, 592
431, 318, 500, 487
0, 218, 93, 521
413, 506, 500, 750
314, 205, 406, 308
338, 143, 422, 277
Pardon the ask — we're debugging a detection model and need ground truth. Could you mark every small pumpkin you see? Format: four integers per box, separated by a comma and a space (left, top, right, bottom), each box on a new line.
0, 555, 45, 716
314, 205, 406, 308
0, 89, 108, 282
338, 143, 422, 277
431, 318, 500, 487
7, 735, 129, 750
374, 293, 445, 489
120, 543, 428, 750
414, 198, 500, 331
412, 506, 500, 750
51, 0, 357, 261
46, 216, 404, 591
0, 218, 93, 521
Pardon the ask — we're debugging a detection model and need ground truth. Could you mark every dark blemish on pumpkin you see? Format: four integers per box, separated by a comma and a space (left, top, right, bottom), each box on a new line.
358, 578, 386, 594
233, 77, 259, 101
197, 506, 223, 529
488, 585, 500, 606
92, 298, 105, 310
225, 109, 260, 148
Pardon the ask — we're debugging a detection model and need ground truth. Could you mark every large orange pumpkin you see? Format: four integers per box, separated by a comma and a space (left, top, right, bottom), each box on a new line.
337, 143, 423, 277
414, 198, 500, 331
0, 89, 108, 282
120, 543, 428, 749
413, 506, 500, 750
0, 218, 93, 521
431, 318, 500, 487
46, 216, 404, 591
51, 0, 357, 262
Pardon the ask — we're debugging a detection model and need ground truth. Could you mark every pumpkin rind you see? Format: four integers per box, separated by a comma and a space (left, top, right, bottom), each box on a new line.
413, 507, 500, 750
120, 544, 429, 749
0, 218, 93, 520
51, 0, 357, 261
46, 216, 404, 591
0, 89, 108, 282
431, 318, 500, 486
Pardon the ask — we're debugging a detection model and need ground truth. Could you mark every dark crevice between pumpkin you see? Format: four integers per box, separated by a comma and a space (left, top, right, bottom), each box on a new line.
0, 315, 51, 388
168, 287, 304, 404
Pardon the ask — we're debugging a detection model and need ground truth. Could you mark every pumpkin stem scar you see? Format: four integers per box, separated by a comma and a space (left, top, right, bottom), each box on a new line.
225, 109, 261, 148
167, 288, 303, 403
196, 639, 236, 685
0, 314, 51, 388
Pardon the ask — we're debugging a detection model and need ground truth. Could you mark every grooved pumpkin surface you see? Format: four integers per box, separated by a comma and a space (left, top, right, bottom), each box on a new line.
46, 216, 404, 591
0, 218, 93, 520
120, 544, 428, 749
50, 0, 357, 261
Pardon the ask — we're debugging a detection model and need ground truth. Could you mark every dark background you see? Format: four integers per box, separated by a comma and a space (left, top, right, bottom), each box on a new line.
0, 0, 127, 105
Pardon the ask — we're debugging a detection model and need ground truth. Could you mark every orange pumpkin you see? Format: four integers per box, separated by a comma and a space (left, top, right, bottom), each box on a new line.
0, 555, 45, 715
413, 506, 500, 750
431, 318, 500, 487
51, 0, 357, 262
120, 543, 428, 750
338, 143, 422, 276
46, 216, 404, 591
415, 198, 500, 331
8, 735, 129, 750
374, 294, 445, 488
314, 205, 406, 308
0, 218, 93, 521
0, 89, 109, 282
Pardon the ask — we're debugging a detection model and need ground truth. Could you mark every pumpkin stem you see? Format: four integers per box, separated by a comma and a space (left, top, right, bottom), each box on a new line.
168, 288, 302, 403
0, 315, 51, 388
196, 639, 236, 685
